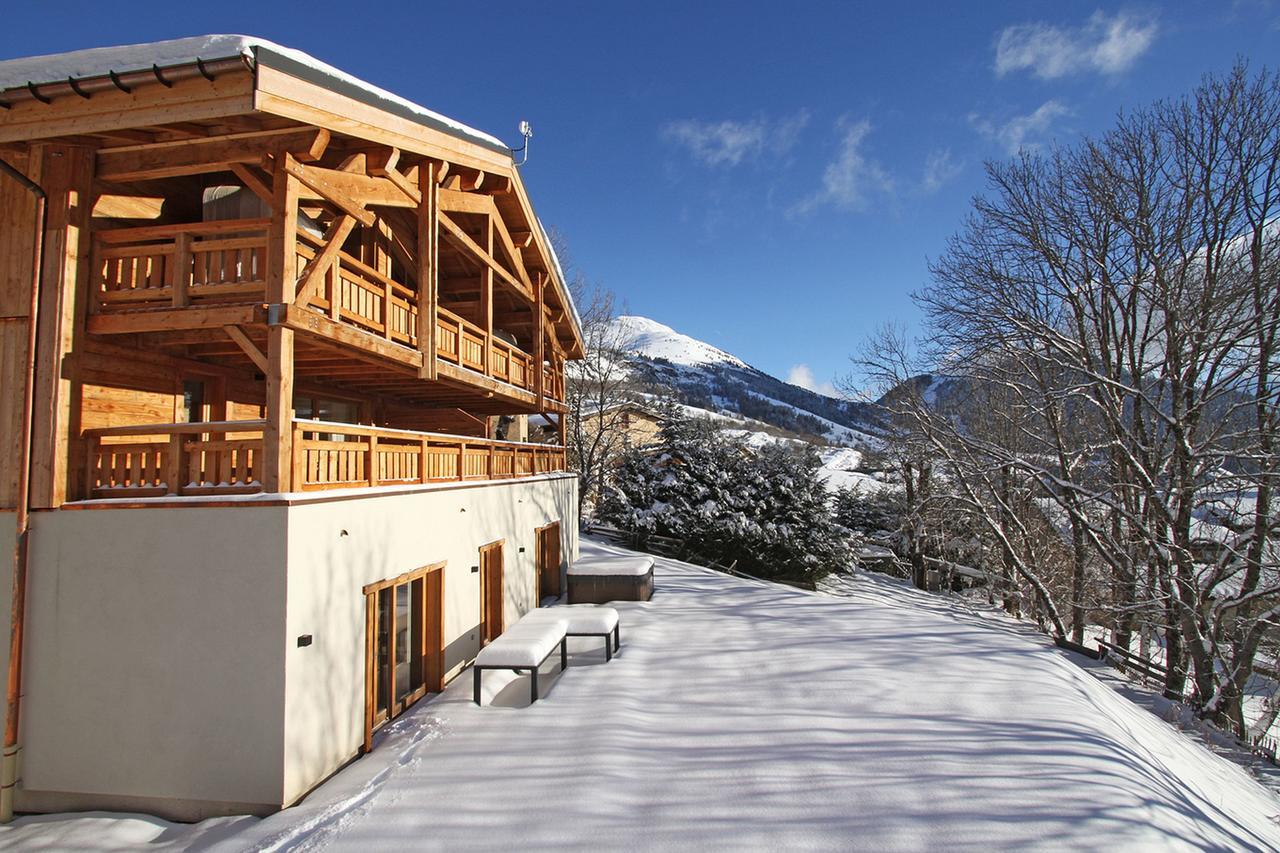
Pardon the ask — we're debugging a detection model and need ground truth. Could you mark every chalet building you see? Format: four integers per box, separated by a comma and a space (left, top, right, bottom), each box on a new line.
0, 36, 581, 821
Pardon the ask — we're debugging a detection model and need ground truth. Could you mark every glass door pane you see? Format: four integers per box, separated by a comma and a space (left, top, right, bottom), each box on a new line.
394, 583, 413, 703
376, 587, 392, 720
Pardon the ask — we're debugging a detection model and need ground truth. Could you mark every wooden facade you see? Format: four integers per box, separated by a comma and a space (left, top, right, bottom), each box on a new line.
0, 44, 582, 509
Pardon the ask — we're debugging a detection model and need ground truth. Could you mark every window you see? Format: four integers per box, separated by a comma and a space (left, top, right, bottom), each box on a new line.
362, 563, 445, 752
182, 380, 205, 423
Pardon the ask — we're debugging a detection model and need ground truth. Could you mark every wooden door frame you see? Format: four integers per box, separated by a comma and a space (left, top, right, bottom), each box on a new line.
479, 539, 505, 645
362, 561, 446, 753
536, 521, 562, 602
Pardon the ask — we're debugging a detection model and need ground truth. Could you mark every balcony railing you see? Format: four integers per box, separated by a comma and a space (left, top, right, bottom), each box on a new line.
293, 421, 565, 490
91, 220, 563, 404
92, 219, 270, 309
83, 419, 567, 499
84, 420, 266, 498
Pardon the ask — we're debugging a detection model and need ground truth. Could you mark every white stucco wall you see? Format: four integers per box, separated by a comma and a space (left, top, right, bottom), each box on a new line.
15, 505, 289, 812
0, 474, 578, 818
281, 473, 577, 804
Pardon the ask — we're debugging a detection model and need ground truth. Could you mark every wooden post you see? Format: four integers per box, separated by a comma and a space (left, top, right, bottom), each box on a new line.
327, 258, 341, 320
458, 441, 466, 481
420, 437, 429, 483
482, 219, 493, 379
292, 423, 307, 491
417, 161, 438, 379
30, 144, 95, 509
368, 433, 379, 487
263, 154, 300, 493
534, 273, 545, 410
164, 432, 183, 495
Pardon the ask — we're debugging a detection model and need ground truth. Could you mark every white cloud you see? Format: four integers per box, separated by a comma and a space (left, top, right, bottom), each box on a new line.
791, 118, 893, 215
995, 11, 1157, 79
971, 100, 1072, 154
786, 364, 839, 397
662, 111, 809, 167
921, 148, 962, 193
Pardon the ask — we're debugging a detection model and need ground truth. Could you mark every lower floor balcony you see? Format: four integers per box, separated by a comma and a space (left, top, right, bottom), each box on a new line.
82, 419, 568, 500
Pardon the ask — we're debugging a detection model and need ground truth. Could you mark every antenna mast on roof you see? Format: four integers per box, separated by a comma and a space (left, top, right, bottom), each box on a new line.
512, 120, 533, 166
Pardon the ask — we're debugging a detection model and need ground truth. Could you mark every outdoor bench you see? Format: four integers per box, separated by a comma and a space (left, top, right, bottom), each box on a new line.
472, 617, 568, 705
523, 605, 621, 661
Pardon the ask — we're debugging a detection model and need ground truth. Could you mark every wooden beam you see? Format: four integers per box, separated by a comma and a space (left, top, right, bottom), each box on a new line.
223, 324, 269, 373
295, 214, 358, 306
482, 220, 494, 376
380, 165, 421, 206
438, 211, 524, 295
281, 158, 376, 227
97, 127, 330, 182
535, 272, 545, 410
366, 147, 401, 175
86, 303, 265, 334
282, 304, 422, 369
230, 163, 276, 211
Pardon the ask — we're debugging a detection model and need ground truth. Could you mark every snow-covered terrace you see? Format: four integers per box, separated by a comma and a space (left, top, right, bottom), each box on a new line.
6, 542, 1279, 850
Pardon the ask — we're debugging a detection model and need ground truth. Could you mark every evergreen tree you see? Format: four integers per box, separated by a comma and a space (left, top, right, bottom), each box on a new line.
600, 410, 853, 585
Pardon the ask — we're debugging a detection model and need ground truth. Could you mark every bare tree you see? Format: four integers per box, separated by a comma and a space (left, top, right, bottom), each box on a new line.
547, 228, 640, 520
898, 63, 1280, 729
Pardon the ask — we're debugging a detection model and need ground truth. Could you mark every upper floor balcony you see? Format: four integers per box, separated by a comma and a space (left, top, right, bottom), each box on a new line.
87, 217, 566, 409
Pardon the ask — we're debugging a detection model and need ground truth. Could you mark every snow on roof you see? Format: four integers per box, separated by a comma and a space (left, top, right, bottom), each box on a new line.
0, 34, 508, 153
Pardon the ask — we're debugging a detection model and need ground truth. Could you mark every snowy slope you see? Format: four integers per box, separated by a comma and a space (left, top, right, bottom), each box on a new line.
32, 541, 1273, 851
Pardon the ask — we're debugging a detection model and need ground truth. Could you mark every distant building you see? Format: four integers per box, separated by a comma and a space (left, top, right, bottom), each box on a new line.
580, 402, 664, 451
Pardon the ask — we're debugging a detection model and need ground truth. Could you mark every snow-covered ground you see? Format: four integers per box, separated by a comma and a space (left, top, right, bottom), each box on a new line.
7, 541, 1280, 851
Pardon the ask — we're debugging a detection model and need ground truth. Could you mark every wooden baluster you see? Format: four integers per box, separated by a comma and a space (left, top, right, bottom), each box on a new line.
383, 278, 393, 340
369, 433, 380, 487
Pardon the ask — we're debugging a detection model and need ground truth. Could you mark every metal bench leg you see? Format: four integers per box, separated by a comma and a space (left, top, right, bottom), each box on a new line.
604, 633, 612, 662
614, 624, 621, 653
561, 637, 568, 671
531, 666, 539, 703
474, 666, 482, 705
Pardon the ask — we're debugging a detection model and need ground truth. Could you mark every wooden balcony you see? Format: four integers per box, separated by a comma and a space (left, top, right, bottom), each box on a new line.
87, 220, 565, 406
82, 420, 567, 499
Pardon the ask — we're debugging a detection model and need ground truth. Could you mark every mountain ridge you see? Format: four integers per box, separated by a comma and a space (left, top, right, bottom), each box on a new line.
609, 314, 885, 447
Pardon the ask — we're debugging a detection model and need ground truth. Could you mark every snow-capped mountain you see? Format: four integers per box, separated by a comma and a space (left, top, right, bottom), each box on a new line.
609, 315, 884, 447
612, 315, 750, 370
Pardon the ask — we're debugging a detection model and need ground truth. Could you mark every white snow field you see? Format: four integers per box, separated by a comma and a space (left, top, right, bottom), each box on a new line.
5, 541, 1280, 851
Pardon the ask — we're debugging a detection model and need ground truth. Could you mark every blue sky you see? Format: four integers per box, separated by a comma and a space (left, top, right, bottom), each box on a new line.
2, 2, 1277, 393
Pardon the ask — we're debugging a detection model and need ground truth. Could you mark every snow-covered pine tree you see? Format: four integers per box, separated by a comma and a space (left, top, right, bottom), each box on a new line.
599, 409, 852, 585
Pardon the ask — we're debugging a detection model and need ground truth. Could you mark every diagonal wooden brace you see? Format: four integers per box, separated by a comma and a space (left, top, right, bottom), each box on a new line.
295, 215, 359, 307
